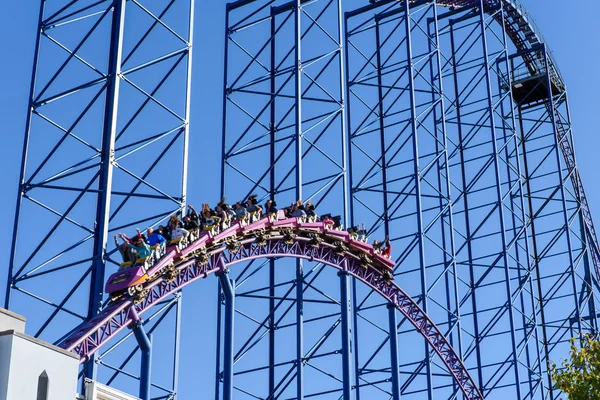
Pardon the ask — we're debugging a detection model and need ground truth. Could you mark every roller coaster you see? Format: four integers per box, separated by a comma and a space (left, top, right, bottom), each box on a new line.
6, 0, 600, 399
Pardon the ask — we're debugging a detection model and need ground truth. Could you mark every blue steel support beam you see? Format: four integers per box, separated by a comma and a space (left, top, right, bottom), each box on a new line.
339, 267, 353, 400
172, 292, 182, 399
343, 11, 362, 399
132, 322, 153, 400
448, 20, 483, 390
269, 7, 277, 397
294, 2, 304, 399
478, 2, 521, 396
428, 2, 464, 379
86, 0, 127, 382
218, 269, 235, 400
387, 304, 400, 400
5, 0, 45, 309
337, 0, 352, 397
374, 19, 389, 239
402, 1, 432, 396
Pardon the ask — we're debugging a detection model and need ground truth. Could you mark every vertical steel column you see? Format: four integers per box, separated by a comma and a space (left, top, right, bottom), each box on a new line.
86, 0, 127, 382
219, 271, 235, 400
294, 1, 304, 398
449, 20, 483, 390
5, 0, 45, 309
181, 0, 194, 208
337, 0, 352, 396
216, 8, 230, 399
214, 283, 223, 400
269, 8, 277, 396
172, 292, 182, 399
374, 17, 389, 238
339, 264, 353, 399
387, 304, 401, 400
172, 1, 194, 395
343, 11, 362, 398
428, 2, 463, 363
402, 1, 431, 396
517, 105, 551, 399
478, 2, 521, 395
133, 322, 153, 400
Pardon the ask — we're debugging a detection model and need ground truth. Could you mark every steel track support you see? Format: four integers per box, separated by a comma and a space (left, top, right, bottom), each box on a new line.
294, 2, 304, 398
402, 1, 432, 396
132, 322, 153, 400
269, 7, 277, 397
172, 291, 182, 399
449, 20, 483, 391
218, 270, 235, 400
85, 0, 127, 383
478, 2, 521, 395
339, 266, 353, 399
388, 304, 401, 400
5, 0, 45, 309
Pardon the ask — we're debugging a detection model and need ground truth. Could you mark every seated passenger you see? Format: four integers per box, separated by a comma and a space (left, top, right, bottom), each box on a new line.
321, 214, 334, 229
305, 201, 317, 222
168, 214, 182, 231
202, 209, 220, 232
332, 215, 342, 230
158, 225, 172, 242
114, 234, 134, 264
291, 204, 306, 219
147, 227, 167, 247
264, 199, 278, 216
357, 223, 368, 243
187, 205, 201, 227
234, 202, 248, 221
127, 234, 152, 261
183, 215, 199, 232
171, 225, 190, 240
348, 226, 359, 240
373, 235, 392, 258
246, 195, 263, 222
215, 205, 229, 230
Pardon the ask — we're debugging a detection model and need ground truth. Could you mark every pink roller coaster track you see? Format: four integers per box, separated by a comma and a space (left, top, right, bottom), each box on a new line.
58, 217, 484, 400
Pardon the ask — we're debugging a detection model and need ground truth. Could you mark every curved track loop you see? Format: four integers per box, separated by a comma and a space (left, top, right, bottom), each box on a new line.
58, 217, 484, 400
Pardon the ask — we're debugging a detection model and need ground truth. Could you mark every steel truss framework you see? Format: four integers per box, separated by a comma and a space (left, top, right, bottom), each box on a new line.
220, 0, 351, 398
6, 0, 194, 398
7, 0, 600, 399
345, 0, 600, 399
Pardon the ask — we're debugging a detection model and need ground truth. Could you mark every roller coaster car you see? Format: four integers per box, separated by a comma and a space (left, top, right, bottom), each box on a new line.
106, 248, 176, 299
169, 237, 188, 252
180, 232, 212, 259
213, 223, 243, 243
373, 253, 395, 271
105, 264, 148, 297
272, 217, 297, 229
348, 238, 372, 254
297, 221, 325, 235
324, 228, 350, 242
244, 218, 270, 234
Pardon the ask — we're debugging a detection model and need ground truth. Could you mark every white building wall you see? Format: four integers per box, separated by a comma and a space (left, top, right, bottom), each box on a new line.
0, 308, 79, 400
0, 309, 25, 334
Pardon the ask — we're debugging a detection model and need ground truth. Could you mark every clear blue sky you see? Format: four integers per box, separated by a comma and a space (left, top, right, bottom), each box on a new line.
1, 1, 599, 398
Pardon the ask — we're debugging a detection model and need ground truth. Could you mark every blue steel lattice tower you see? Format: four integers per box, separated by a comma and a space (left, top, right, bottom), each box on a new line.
6, 0, 194, 397
6, 0, 600, 400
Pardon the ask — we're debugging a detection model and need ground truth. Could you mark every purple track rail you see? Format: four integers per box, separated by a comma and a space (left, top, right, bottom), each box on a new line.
58, 219, 484, 400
